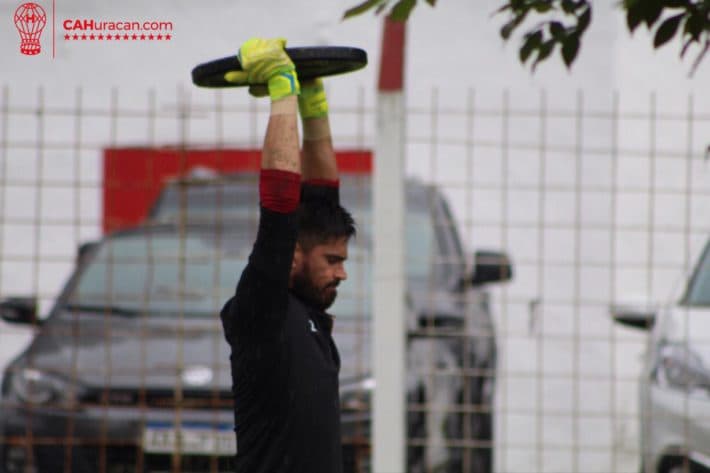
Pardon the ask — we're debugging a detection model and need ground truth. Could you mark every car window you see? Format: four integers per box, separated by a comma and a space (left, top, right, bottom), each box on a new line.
432, 196, 466, 285
683, 241, 710, 307
345, 208, 437, 280
66, 232, 249, 316
327, 208, 438, 319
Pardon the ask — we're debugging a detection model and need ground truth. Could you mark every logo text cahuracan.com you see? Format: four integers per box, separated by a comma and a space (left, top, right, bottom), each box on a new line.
62, 18, 173, 41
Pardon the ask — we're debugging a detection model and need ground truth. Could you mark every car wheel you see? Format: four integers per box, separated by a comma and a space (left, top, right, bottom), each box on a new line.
407, 383, 427, 473
469, 411, 492, 473
453, 373, 494, 473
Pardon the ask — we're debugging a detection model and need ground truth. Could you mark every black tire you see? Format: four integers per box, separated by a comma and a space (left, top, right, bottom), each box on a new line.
191, 46, 368, 88
469, 412, 493, 473
407, 384, 427, 473
445, 372, 494, 473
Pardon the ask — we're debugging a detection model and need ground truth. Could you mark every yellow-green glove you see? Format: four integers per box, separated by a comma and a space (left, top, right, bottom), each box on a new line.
298, 78, 328, 119
238, 37, 300, 100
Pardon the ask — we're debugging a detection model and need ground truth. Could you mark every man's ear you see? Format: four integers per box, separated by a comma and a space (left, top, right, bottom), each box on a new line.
292, 242, 304, 272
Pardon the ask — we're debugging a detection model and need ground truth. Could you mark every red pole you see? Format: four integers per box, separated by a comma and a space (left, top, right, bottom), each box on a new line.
378, 16, 406, 92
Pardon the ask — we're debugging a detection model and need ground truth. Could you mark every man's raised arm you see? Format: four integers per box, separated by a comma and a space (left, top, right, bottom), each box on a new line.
299, 79, 340, 202
221, 38, 302, 340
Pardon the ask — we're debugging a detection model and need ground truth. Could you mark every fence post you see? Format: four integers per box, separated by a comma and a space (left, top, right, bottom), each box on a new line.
373, 15, 406, 473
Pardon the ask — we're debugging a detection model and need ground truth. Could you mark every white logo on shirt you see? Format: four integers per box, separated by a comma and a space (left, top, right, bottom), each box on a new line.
308, 319, 318, 333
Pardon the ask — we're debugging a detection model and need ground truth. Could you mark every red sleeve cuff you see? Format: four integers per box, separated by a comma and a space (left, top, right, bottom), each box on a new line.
260, 169, 301, 213
303, 178, 339, 188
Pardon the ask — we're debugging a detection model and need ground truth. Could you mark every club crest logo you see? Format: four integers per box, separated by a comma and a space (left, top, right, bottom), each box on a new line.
14, 2, 47, 55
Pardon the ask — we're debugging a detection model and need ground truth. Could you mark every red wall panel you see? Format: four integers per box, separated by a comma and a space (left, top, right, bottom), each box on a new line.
102, 147, 372, 234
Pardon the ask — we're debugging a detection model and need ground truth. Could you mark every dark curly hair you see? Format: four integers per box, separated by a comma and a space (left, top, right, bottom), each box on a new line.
295, 199, 356, 252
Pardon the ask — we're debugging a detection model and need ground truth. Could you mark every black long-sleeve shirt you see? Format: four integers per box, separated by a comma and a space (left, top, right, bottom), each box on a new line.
220, 183, 343, 473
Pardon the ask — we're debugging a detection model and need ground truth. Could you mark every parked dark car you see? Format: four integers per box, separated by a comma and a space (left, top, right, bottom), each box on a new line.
0, 173, 512, 472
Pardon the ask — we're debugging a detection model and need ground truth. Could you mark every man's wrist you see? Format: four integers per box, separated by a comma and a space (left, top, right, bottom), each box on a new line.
270, 95, 298, 115
302, 116, 331, 141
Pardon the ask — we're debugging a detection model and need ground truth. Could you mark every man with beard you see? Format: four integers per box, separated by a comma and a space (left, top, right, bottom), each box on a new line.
220, 38, 355, 473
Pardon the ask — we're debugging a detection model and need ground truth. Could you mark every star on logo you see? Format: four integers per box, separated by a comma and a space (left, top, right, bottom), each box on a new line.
123, 34, 129, 40
81, 34, 87, 40
72, 34, 78, 40
114, 34, 120, 40
131, 34, 137, 40
106, 35, 112, 40
148, 34, 154, 40
89, 34, 95, 40
157, 34, 162, 40
165, 34, 172, 40
98, 34, 104, 40
140, 34, 146, 40
64, 34, 70, 40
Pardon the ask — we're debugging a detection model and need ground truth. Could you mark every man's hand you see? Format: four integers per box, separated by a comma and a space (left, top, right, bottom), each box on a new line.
238, 37, 300, 101
239, 37, 293, 83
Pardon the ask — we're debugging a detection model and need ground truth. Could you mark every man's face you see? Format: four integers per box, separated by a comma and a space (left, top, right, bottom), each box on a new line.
290, 237, 349, 311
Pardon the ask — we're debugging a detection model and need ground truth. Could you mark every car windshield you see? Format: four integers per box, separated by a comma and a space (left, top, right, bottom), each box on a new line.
684, 242, 710, 307
65, 230, 250, 317
152, 179, 443, 278
65, 210, 436, 320
74, 177, 450, 319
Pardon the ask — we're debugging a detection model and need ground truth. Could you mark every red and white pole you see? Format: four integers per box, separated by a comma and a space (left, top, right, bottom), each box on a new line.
373, 15, 406, 473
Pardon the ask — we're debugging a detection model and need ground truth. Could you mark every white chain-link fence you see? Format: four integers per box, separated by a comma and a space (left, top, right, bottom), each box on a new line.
0, 85, 708, 472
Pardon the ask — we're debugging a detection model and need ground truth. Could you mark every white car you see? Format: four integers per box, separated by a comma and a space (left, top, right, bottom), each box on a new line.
612, 239, 710, 473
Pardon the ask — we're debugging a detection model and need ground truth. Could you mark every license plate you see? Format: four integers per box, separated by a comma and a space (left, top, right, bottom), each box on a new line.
142, 422, 236, 456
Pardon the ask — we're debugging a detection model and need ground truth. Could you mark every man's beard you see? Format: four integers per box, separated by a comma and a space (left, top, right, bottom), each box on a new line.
291, 267, 339, 311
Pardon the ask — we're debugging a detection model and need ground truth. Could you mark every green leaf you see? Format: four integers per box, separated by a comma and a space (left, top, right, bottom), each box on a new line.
500, 14, 525, 40
390, 0, 417, 21
561, 0, 579, 14
494, 3, 513, 14
343, 0, 387, 19
641, 0, 663, 27
562, 35, 580, 67
626, 3, 644, 33
549, 21, 566, 40
532, 39, 555, 70
662, 0, 689, 7
653, 13, 684, 47
578, 6, 592, 32
532, 1, 553, 13
683, 11, 704, 40
520, 30, 543, 63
